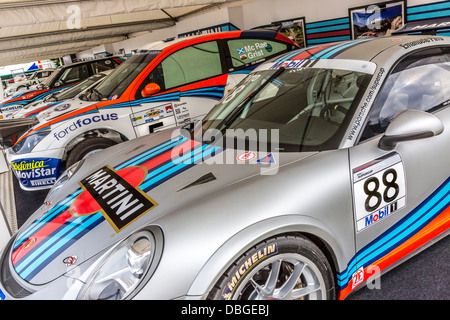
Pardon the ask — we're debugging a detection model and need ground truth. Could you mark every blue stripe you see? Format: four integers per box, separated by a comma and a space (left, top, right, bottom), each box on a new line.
307, 36, 351, 45
19, 214, 103, 281
408, 9, 450, 21
307, 24, 350, 34
13, 190, 82, 250
306, 18, 349, 29
116, 136, 187, 169
316, 38, 372, 59
337, 178, 450, 287
407, 2, 450, 14
139, 144, 211, 191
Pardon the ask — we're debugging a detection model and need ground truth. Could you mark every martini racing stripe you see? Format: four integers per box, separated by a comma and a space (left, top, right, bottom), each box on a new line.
11, 136, 223, 281
15, 214, 103, 282
13, 189, 82, 251
337, 177, 450, 294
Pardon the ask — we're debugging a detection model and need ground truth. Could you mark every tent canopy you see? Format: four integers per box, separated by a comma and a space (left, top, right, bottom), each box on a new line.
0, 0, 243, 66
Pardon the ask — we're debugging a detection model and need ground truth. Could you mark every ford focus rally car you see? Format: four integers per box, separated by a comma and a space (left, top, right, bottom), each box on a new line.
0, 56, 123, 119
3, 30, 296, 191
0, 34, 448, 301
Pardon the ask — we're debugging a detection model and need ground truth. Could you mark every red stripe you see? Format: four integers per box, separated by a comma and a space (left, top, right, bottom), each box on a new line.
12, 210, 73, 265
291, 42, 342, 59
307, 30, 350, 39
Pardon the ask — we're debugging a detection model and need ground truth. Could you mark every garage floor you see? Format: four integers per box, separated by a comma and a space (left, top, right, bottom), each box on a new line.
1, 172, 449, 300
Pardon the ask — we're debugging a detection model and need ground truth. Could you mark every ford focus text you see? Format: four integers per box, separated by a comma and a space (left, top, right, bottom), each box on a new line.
3, 30, 296, 191
0, 35, 448, 300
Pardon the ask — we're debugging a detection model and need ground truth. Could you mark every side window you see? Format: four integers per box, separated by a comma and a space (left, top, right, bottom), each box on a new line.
361, 48, 450, 141
143, 41, 222, 95
57, 64, 89, 85
91, 59, 118, 73
227, 39, 289, 68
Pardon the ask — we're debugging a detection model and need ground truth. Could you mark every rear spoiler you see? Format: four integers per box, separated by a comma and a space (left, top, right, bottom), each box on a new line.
0, 117, 38, 147
392, 17, 450, 35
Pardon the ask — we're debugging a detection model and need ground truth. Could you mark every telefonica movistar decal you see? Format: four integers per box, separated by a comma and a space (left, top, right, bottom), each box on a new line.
11, 160, 48, 171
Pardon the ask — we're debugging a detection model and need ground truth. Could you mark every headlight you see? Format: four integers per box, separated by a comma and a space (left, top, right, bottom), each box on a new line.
11, 131, 50, 154
45, 159, 85, 201
78, 230, 157, 300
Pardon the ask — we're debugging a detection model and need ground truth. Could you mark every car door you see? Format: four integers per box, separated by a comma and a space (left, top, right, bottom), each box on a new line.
130, 40, 226, 137
347, 47, 450, 289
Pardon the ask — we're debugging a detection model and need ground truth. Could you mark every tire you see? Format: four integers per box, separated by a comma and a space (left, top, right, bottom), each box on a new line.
66, 137, 117, 168
208, 235, 336, 300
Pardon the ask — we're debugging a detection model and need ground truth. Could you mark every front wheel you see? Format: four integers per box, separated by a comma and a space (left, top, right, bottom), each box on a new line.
208, 235, 336, 300
66, 137, 117, 168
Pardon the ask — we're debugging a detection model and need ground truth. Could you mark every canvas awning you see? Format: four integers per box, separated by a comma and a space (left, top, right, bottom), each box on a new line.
0, 0, 246, 66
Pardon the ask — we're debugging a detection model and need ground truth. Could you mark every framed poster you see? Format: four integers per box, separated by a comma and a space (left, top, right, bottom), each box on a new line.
253, 17, 306, 48
349, 1, 406, 39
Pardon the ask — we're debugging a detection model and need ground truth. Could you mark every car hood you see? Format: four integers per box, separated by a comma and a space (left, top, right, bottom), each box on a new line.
10, 128, 317, 284
37, 98, 95, 122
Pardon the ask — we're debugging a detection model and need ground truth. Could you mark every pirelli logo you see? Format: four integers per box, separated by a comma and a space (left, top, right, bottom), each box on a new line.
79, 165, 157, 233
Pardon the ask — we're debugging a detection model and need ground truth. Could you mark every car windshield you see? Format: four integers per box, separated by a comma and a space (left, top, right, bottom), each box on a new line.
40, 68, 60, 88
201, 62, 373, 152
84, 51, 161, 101
50, 74, 105, 101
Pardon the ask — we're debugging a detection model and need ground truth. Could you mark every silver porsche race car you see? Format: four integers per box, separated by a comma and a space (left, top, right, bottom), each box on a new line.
0, 34, 449, 300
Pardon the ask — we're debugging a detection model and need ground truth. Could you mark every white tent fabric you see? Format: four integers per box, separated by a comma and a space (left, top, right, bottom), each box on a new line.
0, 0, 244, 66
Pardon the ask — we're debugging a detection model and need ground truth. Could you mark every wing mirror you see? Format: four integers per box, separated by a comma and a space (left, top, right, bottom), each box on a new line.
141, 83, 160, 98
378, 110, 444, 150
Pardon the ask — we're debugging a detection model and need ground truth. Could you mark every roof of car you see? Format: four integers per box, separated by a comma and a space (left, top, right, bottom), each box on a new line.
274, 35, 450, 63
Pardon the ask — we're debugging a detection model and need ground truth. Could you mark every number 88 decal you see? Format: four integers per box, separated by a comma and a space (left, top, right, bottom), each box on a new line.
364, 168, 400, 212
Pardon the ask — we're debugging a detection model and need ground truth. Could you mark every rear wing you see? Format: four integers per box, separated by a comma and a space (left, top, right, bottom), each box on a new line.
392, 17, 450, 35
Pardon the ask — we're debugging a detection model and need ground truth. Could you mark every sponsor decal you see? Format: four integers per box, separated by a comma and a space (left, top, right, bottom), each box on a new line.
54, 113, 118, 140
54, 103, 71, 112
63, 256, 78, 266
255, 153, 276, 164
270, 59, 307, 70
347, 67, 385, 141
236, 151, 256, 162
0, 287, 5, 300
351, 266, 364, 289
221, 243, 278, 300
11, 158, 61, 188
399, 37, 444, 49
0, 104, 22, 113
131, 104, 173, 127
352, 152, 406, 232
73, 165, 158, 233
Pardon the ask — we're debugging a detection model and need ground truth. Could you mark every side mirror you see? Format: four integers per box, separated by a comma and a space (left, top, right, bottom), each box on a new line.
141, 83, 160, 98
378, 110, 444, 150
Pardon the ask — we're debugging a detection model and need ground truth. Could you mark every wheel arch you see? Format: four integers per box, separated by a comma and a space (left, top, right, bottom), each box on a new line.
62, 127, 130, 162
186, 214, 346, 298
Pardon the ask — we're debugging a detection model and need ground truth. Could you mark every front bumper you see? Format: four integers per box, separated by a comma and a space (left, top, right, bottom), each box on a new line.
6, 148, 63, 191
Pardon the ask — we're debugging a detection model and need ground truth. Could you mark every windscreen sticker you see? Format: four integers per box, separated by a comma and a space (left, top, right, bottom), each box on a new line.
352, 152, 406, 232
131, 103, 173, 127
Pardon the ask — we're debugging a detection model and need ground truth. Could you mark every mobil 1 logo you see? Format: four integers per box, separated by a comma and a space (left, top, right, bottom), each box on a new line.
352, 152, 406, 232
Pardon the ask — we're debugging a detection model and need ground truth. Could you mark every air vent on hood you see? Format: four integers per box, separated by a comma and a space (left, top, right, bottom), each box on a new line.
178, 172, 217, 192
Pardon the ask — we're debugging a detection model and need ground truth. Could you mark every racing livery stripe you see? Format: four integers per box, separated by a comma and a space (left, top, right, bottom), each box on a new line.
13, 189, 82, 251
12, 136, 224, 281
337, 177, 450, 298
16, 214, 104, 281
